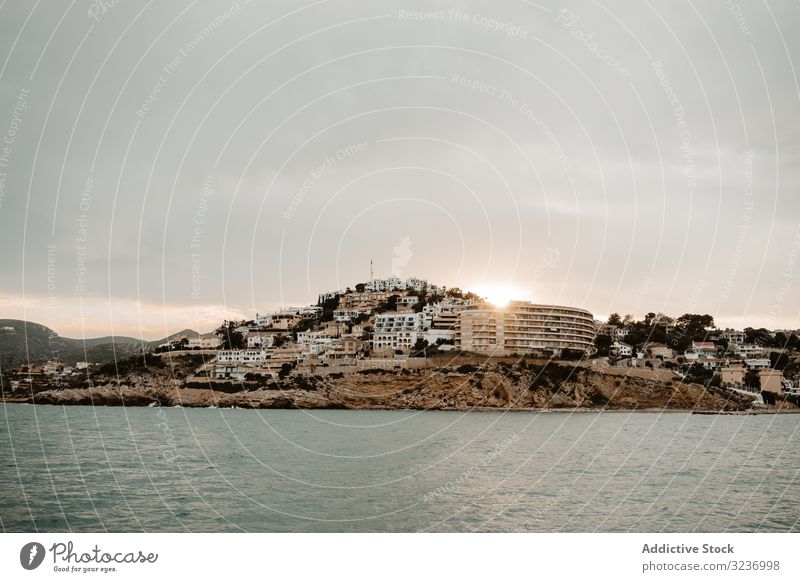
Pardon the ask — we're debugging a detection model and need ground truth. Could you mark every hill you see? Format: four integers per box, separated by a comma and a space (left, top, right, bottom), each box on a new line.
0, 320, 200, 368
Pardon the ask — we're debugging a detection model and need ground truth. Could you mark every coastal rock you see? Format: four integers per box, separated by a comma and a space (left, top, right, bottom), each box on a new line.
11, 360, 765, 413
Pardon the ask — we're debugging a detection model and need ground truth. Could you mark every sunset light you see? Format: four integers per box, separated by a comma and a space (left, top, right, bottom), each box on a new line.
473, 283, 528, 308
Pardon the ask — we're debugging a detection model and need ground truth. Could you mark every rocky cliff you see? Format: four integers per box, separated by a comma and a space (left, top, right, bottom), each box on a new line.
4, 358, 760, 412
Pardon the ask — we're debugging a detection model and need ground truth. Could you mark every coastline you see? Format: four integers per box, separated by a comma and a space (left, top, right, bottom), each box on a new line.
4, 402, 797, 414
4, 356, 786, 414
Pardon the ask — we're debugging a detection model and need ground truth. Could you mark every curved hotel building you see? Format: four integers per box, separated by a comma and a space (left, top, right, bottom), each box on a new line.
455, 301, 596, 356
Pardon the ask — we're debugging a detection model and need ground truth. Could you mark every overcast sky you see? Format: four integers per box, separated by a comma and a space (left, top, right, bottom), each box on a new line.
0, 0, 798, 339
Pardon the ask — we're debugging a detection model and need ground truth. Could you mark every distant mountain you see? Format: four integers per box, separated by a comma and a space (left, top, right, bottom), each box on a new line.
0, 320, 200, 368
147, 329, 201, 348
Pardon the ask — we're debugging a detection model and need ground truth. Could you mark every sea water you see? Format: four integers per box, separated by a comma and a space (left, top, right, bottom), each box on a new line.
1, 404, 797, 532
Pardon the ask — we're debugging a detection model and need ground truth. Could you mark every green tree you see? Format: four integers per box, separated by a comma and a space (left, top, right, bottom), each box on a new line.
464, 291, 482, 302
685, 363, 713, 384
319, 295, 340, 322
743, 327, 771, 346
769, 351, 790, 370
411, 338, 429, 357
215, 321, 244, 349
607, 313, 622, 326
771, 332, 788, 349
594, 334, 613, 356
278, 362, 294, 379
676, 314, 715, 336
744, 369, 760, 390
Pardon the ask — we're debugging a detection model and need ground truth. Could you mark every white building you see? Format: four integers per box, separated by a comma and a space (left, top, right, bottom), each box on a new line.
362, 276, 437, 293
372, 312, 425, 351
246, 334, 275, 349
422, 299, 468, 317
733, 343, 765, 358
280, 305, 322, 319
364, 276, 404, 292
406, 277, 432, 292
744, 358, 771, 370
186, 334, 222, 349
611, 340, 633, 357
721, 329, 745, 344
216, 350, 268, 363
374, 312, 425, 333
396, 296, 419, 310
374, 331, 419, 351
613, 327, 629, 340
333, 308, 360, 322
297, 331, 325, 345
210, 365, 250, 381
685, 341, 717, 360
306, 338, 332, 356
319, 290, 341, 302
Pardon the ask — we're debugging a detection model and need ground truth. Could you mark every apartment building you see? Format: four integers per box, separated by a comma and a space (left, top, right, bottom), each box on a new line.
323, 338, 366, 361
720, 329, 746, 344
338, 291, 397, 310
246, 334, 275, 349
333, 308, 360, 322
364, 276, 405, 292
373, 312, 425, 351
455, 301, 595, 356
733, 343, 765, 358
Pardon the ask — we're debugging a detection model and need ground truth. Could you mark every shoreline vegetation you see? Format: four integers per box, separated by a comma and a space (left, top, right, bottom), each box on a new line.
3, 352, 795, 414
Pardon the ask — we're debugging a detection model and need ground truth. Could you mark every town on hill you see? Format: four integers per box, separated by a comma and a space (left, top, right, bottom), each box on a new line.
2, 276, 799, 410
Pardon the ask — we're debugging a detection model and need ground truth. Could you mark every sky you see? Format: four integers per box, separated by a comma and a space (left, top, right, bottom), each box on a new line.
0, 0, 798, 340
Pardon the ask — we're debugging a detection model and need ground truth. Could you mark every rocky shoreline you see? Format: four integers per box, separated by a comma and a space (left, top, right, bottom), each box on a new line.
2, 356, 774, 413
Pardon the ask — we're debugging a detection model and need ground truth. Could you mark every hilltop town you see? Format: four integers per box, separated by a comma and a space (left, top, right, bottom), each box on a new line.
2, 276, 799, 411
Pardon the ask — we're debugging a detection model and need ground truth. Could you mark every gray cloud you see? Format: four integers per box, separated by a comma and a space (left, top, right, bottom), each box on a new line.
0, 0, 798, 338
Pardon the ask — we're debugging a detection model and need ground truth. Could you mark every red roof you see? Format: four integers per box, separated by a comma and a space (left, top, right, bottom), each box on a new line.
692, 342, 716, 349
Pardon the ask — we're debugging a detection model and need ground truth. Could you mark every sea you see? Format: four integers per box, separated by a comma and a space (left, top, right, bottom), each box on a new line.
1, 404, 797, 532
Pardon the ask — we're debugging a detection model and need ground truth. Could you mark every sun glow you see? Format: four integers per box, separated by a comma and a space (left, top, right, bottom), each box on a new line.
473, 284, 528, 308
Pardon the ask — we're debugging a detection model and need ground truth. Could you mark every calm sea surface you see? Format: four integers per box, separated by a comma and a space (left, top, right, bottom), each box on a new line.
1, 404, 797, 532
